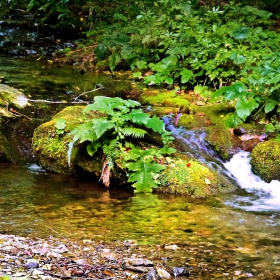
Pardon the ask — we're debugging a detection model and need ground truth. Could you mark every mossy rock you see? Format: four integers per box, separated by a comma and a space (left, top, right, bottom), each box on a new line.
140, 89, 190, 108
32, 106, 97, 174
251, 140, 280, 182
157, 155, 236, 197
205, 127, 233, 160
32, 105, 126, 182
32, 105, 237, 196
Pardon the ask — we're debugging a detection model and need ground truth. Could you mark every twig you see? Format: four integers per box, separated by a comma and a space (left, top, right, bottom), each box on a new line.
73, 86, 104, 101
27, 99, 91, 104
45, 225, 68, 240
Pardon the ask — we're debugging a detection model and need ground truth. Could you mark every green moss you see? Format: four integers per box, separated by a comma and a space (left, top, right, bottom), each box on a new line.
251, 140, 280, 182
32, 105, 237, 196
205, 127, 233, 160
184, 103, 235, 160
157, 156, 236, 197
140, 90, 190, 108
32, 106, 90, 174
33, 127, 73, 174
177, 114, 195, 128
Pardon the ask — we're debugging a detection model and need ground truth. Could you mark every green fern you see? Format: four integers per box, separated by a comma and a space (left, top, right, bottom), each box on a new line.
68, 96, 176, 192
122, 127, 147, 138
103, 139, 121, 169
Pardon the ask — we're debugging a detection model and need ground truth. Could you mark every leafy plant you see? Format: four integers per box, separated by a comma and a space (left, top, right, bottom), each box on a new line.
67, 96, 176, 192
55, 118, 67, 135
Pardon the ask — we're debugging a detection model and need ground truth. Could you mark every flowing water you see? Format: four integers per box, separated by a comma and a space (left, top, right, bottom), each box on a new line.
1, 55, 280, 277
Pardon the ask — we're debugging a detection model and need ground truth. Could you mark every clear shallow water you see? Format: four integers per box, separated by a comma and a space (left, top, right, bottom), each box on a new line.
1, 162, 280, 277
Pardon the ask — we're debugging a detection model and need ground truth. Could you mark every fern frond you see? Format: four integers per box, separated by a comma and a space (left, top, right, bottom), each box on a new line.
122, 127, 147, 138
103, 139, 121, 169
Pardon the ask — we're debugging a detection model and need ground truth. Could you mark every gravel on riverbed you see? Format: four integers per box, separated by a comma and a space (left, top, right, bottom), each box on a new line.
0, 234, 278, 279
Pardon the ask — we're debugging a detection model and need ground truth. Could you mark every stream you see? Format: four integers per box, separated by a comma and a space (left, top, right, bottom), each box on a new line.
1, 55, 280, 278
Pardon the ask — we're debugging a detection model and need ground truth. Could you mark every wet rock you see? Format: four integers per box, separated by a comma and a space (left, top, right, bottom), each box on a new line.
233, 127, 247, 135
0, 83, 28, 114
146, 268, 161, 280
164, 244, 179, 250
169, 266, 190, 277
156, 267, 172, 279
25, 259, 39, 269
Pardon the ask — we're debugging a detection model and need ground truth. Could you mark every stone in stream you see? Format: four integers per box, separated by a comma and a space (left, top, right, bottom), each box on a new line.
0, 83, 29, 117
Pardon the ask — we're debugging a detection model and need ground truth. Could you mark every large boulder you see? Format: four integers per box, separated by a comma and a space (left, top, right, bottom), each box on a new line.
32, 105, 236, 197
251, 140, 280, 182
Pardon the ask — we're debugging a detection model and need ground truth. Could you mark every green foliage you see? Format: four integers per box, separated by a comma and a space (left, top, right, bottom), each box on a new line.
67, 96, 176, 192
55, 118, 67, 135
88, 0, 279, 90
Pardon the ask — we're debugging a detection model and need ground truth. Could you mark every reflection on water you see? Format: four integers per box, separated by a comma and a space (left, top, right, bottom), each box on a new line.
1, 162, 280, 276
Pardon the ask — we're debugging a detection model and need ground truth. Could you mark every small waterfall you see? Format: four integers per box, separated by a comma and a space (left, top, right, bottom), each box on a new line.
224, 151, 280, 211
163, 115, 227, 174
67, 141, 74, 167
163, 114, 280, 211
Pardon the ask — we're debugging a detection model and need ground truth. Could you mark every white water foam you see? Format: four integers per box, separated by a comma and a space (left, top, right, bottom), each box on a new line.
224, 150, 280, 211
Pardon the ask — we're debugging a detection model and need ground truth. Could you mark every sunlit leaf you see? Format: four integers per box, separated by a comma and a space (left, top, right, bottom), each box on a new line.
92, 119, 115, 139
236, 96, 258, 121
146, 116, 165, 133
264, 102, 276, 113
180, 68, 193, 83
55, 118, 66, 130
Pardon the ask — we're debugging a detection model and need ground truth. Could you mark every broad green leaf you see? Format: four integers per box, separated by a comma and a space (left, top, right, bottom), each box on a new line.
127, 161, 165, 192
92, 118, 115, 139
265, 123, 275, 133
224, 113, 243, 128
212, 82, 248, 101
243, 6, 272, 20
85, 96, 133, 115
111, 33, 130, 45
232, 27, 250, 40
133, 72, 142, 78
121, 43, 134, 59
264, 102, 277, 113
146, 116, 165, 133
165, 77, 174, 85
231, 53, 246, 64
159, 145, 176, 155
126, 109, 150, 124
108, 53, 121, 72
236, 96, 258, 121
55, 118, 66, 130
94, 44, 108, 61
69, 122, 97, 143
122, 127, 147, 138
180, 69, 193, 83
87, 142, 101, 156
136, 60, 147, 69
